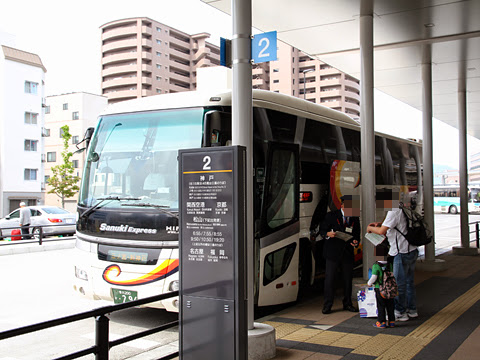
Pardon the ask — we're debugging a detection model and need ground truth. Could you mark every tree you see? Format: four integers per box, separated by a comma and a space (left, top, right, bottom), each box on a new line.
47, 125, 81, 208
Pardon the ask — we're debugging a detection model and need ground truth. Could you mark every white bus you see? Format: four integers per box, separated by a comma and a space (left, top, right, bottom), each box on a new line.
73, 89, 422, 311
433, 184, 480, 214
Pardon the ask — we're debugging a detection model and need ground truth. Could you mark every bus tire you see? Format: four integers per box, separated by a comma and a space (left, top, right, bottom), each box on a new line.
298, 238, 312, 292
449, 205, 458, 214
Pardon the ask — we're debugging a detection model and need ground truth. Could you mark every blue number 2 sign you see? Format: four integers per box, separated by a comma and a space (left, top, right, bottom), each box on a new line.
252, 31, 277, 64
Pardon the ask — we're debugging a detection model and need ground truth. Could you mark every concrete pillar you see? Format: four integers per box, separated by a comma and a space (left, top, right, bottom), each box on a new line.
231, 0, 275, 358
360, 0, 376, 280
453, 87, 478, 256
416, 45, 447, 271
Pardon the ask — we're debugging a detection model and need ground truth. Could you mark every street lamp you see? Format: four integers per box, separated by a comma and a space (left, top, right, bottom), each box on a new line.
302, 68, 315, 99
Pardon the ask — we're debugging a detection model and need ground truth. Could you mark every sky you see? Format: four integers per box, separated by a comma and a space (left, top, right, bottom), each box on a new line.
2, 0, 479, 169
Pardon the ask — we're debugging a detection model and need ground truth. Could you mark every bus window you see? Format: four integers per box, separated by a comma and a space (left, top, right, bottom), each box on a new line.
266, 149, 297, 229
203, 111, 231, 147
263, 243, 297, 286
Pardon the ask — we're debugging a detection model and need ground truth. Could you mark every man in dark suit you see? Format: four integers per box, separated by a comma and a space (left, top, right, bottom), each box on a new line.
319, 194, 360, 314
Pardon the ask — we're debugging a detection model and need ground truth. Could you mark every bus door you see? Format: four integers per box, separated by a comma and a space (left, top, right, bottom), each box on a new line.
257, 143, 300, 306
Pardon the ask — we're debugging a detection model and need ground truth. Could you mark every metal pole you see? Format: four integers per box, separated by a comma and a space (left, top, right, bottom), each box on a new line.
360, 0, 375, 280
476, 222, 479, 248
232, 0, 253, 329
95, 315, 109, 360
458, 89, 470, 248
422, 45, 435, 262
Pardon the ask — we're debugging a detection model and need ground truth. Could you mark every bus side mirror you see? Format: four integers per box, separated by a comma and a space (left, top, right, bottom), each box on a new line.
73, 127, 95, 154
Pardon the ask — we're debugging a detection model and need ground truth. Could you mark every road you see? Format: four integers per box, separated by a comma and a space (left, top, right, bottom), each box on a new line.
0, 213, 479, 359
0, 248, 178, 360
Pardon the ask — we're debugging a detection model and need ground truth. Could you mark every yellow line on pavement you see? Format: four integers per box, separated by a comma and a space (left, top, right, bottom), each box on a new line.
375, 282, 480, 359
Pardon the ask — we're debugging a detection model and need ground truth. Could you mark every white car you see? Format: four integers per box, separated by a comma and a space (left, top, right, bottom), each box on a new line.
0, 206, 76, 239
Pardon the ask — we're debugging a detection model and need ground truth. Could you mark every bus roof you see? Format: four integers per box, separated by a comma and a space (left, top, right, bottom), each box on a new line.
102, 89, 420, 146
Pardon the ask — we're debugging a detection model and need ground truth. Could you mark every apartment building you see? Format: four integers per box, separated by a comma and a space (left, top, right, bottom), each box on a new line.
266, 42, 361, 119
100, 18, 360, 119
0, 45, 46, 217
100, 17, 221, 104
44, 93, 107, 212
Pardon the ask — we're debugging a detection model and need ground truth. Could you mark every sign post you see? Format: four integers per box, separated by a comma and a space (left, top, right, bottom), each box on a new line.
179, 146, 247, 360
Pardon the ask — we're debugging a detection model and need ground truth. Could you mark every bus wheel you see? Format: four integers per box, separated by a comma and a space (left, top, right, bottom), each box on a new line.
298, 238, 312, 293
449, 205, 458, 214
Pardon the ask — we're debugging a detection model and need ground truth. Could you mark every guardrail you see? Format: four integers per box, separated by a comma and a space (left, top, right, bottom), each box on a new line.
0, 223, 74, 245
469, 220, 480, 248
0, 291, 179, 360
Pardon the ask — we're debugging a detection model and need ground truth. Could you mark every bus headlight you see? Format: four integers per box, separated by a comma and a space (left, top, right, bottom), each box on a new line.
75, 266, 88, 281
169, 280, 179, 292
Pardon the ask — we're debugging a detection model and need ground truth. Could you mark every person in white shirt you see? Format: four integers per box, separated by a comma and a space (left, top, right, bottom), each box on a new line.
19, 202, 32, 240
366, 189, 418, 322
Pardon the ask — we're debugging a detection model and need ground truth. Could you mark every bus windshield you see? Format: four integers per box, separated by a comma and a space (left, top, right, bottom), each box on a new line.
79, 108, 204, 210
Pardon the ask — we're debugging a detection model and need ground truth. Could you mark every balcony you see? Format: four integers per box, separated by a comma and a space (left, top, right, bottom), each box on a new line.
102, 26, 137, 41
102, 76, 138, 90
102, 64, 138, 77
105, 89, 138, 102
141, 38, 153, 49
102, 38, 138, 53
102, 52, 138, 66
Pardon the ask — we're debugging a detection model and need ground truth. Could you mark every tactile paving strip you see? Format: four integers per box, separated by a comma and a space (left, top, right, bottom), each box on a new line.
264, 321, 306, 339
273, 282, 480, 358
282, 327, 322, 342
352, 334, 403, 357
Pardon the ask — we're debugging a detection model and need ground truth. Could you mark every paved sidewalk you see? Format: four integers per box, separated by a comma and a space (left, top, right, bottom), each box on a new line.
261, 249, 480, 359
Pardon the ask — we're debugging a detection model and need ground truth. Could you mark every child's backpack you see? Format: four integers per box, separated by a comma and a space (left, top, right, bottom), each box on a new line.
379, 263, 398, 299
395, 203, 433, 246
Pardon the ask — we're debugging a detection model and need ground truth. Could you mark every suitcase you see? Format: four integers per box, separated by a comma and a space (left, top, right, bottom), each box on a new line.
11, 229, 22, 241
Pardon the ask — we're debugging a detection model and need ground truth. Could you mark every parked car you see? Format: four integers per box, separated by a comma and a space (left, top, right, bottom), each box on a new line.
0, 206, 76, 239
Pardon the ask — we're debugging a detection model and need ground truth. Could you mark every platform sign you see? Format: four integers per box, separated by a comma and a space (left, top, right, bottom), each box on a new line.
252, 31, 277, 64
179, 146, 247, 360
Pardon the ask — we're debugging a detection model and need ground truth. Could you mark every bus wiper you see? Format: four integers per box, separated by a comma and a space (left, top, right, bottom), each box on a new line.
121, 203, 179, 219
80, 196, 141, 220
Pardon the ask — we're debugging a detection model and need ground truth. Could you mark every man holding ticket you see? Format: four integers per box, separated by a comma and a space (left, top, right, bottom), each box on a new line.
319, 194, 360, 314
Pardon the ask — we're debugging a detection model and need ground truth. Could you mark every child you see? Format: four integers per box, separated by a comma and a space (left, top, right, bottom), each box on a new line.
367, 242, 395, 328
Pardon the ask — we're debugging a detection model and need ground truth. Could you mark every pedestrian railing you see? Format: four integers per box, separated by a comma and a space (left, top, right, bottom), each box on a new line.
0, 291, 179, 360
0, 223, 74, 245
468, 220, 480, 248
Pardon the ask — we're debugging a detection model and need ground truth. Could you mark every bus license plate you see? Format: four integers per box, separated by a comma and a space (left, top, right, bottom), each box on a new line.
112, 289, 138, 304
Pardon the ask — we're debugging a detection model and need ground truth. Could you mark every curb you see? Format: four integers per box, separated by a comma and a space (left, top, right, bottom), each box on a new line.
0, 237, 75, 256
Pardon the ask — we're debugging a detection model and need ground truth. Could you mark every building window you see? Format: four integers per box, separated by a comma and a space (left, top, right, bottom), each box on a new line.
273, 80, 279, 83
63, 103, 68, 110
24, 140, 38, 152
59, 128, 65, 138
45, 106, 50, 114
157, 89, 161, 93
72, 160, 79, 168
45, 175, 50, 183
24, 112, 38, 125
156, 51, 162, 56
157, 64, 161, 69
156, 27, 161, 32
47, 152, 56, 162
156, 39, 162, 45
72, 111, 79, 120
156, 76, 162, 81
24, 169, 38, 181
25, 81, 38, 94
43, 128, 50, 137
273, 69, 279, 72
72, 136, 79, 144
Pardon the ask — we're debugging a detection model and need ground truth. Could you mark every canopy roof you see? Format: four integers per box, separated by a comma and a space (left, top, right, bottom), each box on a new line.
202, 0, 480, 139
